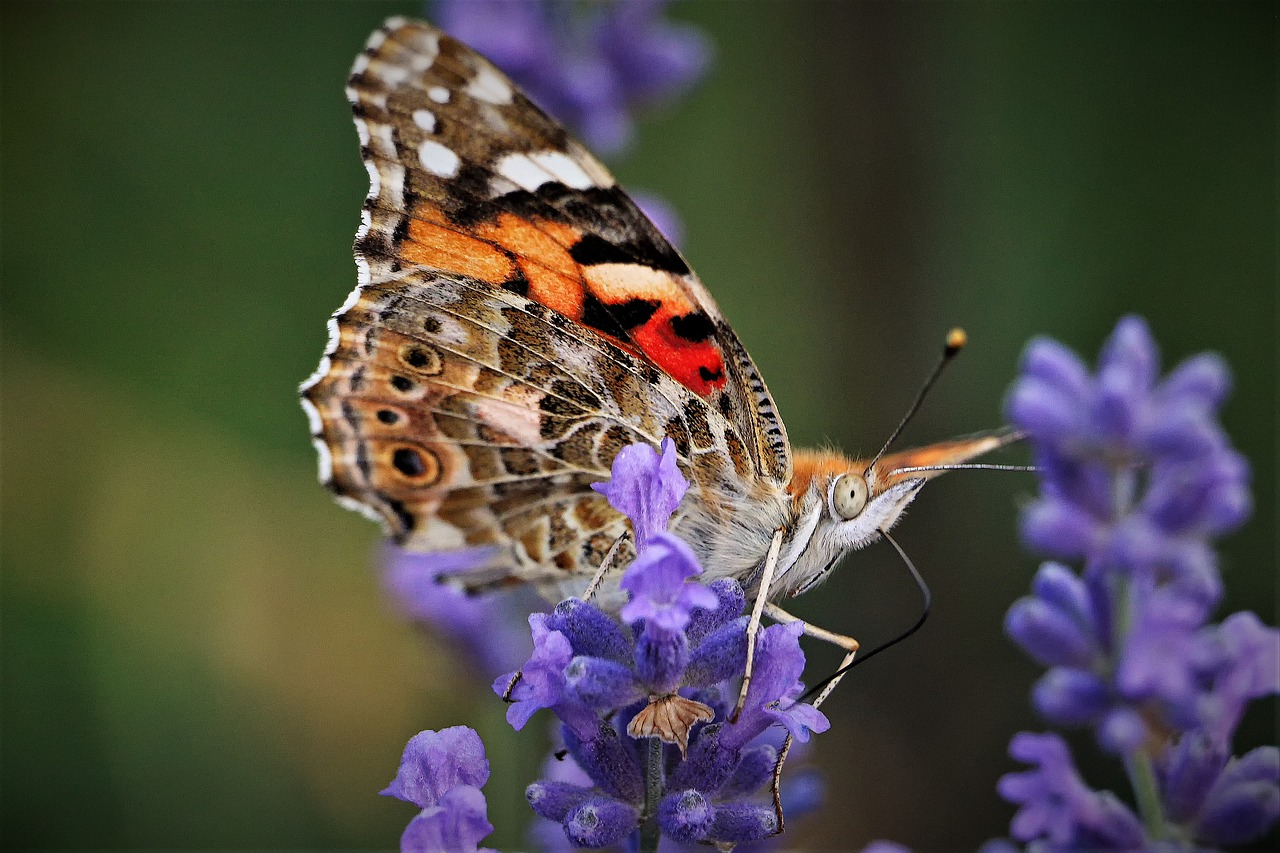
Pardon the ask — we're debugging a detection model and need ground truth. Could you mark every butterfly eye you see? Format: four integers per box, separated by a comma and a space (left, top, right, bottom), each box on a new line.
831, 473, 869, 520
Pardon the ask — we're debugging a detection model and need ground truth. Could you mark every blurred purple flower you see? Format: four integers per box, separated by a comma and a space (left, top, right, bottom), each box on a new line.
383, 727, 497, 853
999, 316, 1278, 849
998, 732, 1145, 850
383, 544, 537, 679
434, 0, 711, 156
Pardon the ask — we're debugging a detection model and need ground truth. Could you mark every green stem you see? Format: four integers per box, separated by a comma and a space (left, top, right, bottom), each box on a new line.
638, 737, 663, 852
1124, 748, 1167, 839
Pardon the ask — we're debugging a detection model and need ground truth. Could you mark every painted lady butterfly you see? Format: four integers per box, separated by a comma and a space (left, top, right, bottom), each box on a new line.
300, 18, 1012, 623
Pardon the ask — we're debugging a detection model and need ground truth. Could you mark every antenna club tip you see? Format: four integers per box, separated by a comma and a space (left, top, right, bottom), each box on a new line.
945, 327, 968, 355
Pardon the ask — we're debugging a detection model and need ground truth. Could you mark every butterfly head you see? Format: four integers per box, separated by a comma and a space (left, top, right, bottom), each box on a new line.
777, 430, 1019, 597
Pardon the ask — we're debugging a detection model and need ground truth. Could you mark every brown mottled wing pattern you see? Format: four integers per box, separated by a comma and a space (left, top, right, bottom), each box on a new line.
301, 17, 787, 591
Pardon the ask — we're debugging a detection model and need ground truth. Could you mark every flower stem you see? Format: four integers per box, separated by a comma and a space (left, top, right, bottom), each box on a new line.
1124, 748, 1167, 839
638, 736, 663, 852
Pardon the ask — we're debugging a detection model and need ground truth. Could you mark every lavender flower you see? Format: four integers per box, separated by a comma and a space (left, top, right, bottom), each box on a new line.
998, 316, 1279, 848
434, 0, 711, 156
383, 544, 540, 679
498, 439, 829, 848
383, 727, 497, 853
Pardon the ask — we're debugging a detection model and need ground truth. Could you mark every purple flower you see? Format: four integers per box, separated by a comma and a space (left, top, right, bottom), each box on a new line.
998, 732, 1145, 850
382, 727, 496, 853
999, 316, 1278, 849
500, 440, 827, 847
494, 613, 598, 741
434, 0, 711, 156
383, 544, 536, 678
592, 438, 688, 546
619, 531, 718, 633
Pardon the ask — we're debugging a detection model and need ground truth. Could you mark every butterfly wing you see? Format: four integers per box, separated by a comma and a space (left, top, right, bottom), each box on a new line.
301, 18, 784, 590
345, 17, 789, 482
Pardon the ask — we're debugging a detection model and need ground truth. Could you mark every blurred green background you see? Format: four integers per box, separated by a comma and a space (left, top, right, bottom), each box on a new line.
2, 1, 1273, 849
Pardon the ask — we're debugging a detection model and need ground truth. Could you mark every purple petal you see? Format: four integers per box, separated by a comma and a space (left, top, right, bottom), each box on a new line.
592, 439, 688, 545
1020, 497, 1102, 560
657, 789, 714, 843
383, 545, 534, 678
1159, 731, 1227, 823
400, 784, 494, 853
1006, 596, 1098, 669
1196, 747, 1280, 845
1159, 352, 1231, 410
706, 802, 778, 844
719, 744, 777, 799
550, 598, 632, 664
382, 727, 490, 809
1097, 315, 1159, 397
562, 795, 640, 848
619, 531, 716, 631
1032, 668, 1109, 726
526, 780, 594, 823
1006, 377, 1085, 445
564, 655, 644, 709
493, 615, 575, 731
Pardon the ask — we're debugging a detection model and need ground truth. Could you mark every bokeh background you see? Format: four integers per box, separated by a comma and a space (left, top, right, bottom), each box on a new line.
2, 1, 1273, 849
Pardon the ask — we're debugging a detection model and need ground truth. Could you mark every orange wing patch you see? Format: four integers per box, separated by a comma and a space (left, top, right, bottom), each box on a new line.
399, 198, 728, 398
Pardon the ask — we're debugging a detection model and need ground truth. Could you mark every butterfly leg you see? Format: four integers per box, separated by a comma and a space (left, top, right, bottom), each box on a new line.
582, 529, 632, 602
502, 529, 632, 702
730, 527, 785, 723
758, 603, 860, 836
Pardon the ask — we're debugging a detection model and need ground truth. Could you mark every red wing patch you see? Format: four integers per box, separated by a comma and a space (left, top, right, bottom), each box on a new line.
398, 196, 729, 398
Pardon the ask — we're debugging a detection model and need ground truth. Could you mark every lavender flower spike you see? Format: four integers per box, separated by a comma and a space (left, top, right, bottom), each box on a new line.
501, 438, 829, 848
383, 727, 497, 853
1000, 316, 1278, 849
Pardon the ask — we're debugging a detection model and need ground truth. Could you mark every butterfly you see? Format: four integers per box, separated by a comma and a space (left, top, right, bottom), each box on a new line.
300, 17, 1013, 629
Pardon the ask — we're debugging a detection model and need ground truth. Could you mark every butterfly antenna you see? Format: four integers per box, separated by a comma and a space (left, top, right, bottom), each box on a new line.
798, 528, 930, 704
866, 328, 967, 474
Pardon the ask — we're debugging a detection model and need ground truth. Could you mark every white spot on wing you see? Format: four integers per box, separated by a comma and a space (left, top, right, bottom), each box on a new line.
494, 152, 555, 191
311, 437, 334, 484
466, 64, 513, 104
300, 396, 324, 434
529, 151, 595, 190
412, 109, 436, 133
381, 162, 406, 210
362, 159, 380, 199
495, 150, 596, 192
335, 494, 390, 529
372, 59, 410, 86
324, 317, 342, 355
351, 54, 370, 75
428, 86, 450, 104
419, 140, 460, 177
299, 355, 331, 394
370, 122, 396, 158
